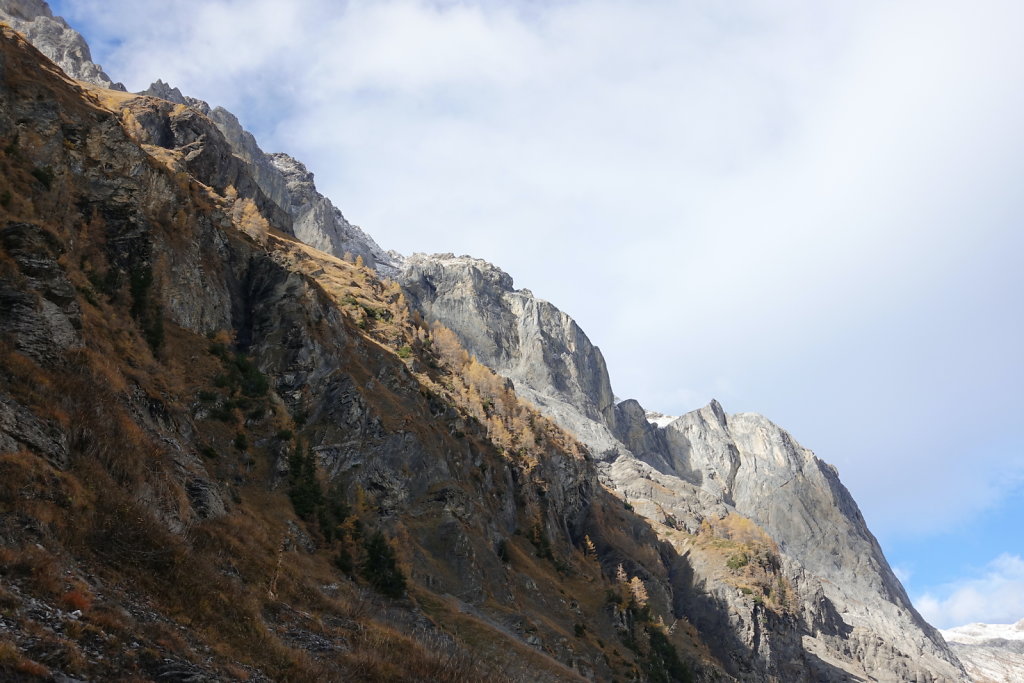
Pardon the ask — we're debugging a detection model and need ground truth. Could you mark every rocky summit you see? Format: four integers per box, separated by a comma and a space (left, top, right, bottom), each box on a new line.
0, 1, 977, 681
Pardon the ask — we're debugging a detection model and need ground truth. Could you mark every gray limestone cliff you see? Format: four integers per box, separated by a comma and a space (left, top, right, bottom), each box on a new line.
267, 152, 397, 274
401, 253, 614, 423
398, 252, 967, 682
134, 84, 397, 273
655, 405, 962, 681
0, 0, 123, 89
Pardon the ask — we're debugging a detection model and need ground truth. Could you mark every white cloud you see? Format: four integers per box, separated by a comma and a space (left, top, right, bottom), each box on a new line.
916, 554, 1024, 629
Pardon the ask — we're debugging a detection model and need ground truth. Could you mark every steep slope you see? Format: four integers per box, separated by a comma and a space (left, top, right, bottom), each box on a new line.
267, 151, 399, 274
941, 620, 1024, 683
398, 254, 966, 681
0, 0, 399, 277
0, 22, 804, 682
401, 254, 626, 459
651, 406, 961, 680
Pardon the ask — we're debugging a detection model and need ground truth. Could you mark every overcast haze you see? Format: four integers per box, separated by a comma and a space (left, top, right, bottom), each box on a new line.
52, 0, 1023, 628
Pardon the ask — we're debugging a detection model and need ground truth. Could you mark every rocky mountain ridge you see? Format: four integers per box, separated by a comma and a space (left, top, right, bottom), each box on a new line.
129, 86, 397, 274
941, 620, 1024, 683
137, 77, 398, 275
0, 0, 396, 274
396, 253, 966, 681
0, 2, 973, 681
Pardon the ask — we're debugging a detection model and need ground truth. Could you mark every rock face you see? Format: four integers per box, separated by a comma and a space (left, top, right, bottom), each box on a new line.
653, 406, 962, 681
942, 620, 1024, 682
116, 94, 295, 233
135, 77, 400, 274
134, 87, 397, 274
400, 253, 621, 449
0, 0, 123, 89
267, 152, 398, 274
399, 252, 967, 681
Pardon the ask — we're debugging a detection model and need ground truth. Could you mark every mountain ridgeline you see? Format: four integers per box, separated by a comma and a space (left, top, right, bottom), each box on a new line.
0, 2, 968, 681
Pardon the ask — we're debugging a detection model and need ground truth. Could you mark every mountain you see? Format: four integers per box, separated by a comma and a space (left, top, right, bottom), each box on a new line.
0, 2, 972, 681
397, 253, 965, 681
941, 620, 1024, 683
0, 22, 725, 681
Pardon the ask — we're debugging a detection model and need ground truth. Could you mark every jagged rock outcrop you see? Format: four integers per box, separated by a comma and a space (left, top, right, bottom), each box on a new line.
0, 0, 123, 89
207, 108, 289, 205
140, 80, 292, 217
134, 81, 398, 274
942, 620, 1024, 682
111, 93, 294, 233
400, 253, 616, 430
268, 152, 397, 273
399, 252, 967, 681
659, 406, 963, 681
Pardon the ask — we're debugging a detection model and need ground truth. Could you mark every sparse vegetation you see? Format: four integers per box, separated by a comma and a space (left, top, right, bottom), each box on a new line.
530, 522, 554, 560
694, 514, 794, 613
644, 627, 693, 683
727, 552, 749, 570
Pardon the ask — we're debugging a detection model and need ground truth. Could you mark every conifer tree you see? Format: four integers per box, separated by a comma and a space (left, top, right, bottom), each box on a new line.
288, 442, 322, 520
361, 531, 406, 598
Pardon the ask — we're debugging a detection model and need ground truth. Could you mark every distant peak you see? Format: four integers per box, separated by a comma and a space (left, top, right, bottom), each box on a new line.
142, 79, 187, 105
942, 619, 1024, 644
705, 398, 728, 426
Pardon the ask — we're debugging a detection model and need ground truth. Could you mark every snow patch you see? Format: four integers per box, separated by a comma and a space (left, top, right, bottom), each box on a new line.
941, 618, 1024, 645
644, 410, 678, 429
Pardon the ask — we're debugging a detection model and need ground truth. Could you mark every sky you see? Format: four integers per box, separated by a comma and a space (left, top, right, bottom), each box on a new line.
50, 0, 1023, 629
